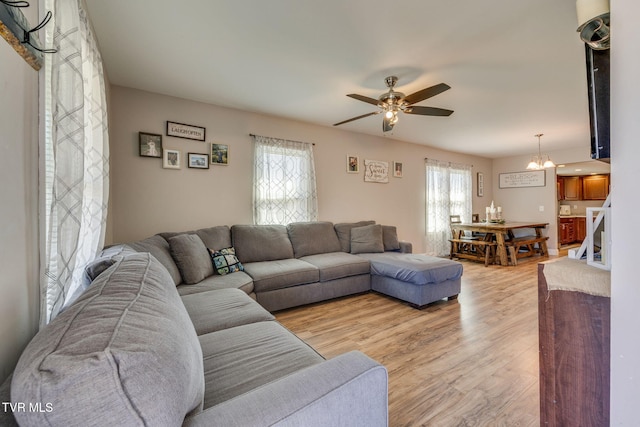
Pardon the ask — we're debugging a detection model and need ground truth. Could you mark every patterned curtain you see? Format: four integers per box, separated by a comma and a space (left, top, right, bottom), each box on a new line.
41, 0, 110, 324
252, 135, 318, 225
425, 159, 472, 256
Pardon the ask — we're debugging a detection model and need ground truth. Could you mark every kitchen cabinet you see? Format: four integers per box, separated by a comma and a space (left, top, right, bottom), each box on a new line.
562, 176, 582, 201
559, 218, 575, 245
582, 175, 609, 200
557, 179, 564, 201
575, 217, 586, 242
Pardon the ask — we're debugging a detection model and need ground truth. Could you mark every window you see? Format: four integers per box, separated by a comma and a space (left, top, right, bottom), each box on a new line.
425, 159, 472, 256
252, 135, 318, 225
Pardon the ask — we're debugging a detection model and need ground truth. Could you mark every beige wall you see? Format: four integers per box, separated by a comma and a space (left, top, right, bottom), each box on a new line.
108, 86, 493, 253
0, 18, 41, 379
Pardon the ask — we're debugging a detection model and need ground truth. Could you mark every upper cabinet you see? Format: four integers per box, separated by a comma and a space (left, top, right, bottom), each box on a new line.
557, 174, 610, 201
582, 175, 610, 200
563, 176, 583, 201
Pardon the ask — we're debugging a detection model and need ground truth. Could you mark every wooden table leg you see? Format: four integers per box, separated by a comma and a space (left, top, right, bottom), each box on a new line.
495, 232, 508, 266
536, 227, 549, 256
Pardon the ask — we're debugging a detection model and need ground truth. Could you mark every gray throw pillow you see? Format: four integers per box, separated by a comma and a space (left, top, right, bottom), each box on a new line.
168, 234, 214, 284
382, 225, 400, 251
350, 224, 384, 254
334, 220, 376, 252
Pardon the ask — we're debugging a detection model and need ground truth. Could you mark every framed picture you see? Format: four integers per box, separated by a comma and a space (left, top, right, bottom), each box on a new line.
346, 155, 359, 173
363, 159, 389, 183
163, 149, 181, 169
188, 153, 209, 169
499, 170, 546, 188
166, 121, 206, 141
393, 161, 403, 178
139, 132, 162, 158
210, 143, 229, 165
477, 172, 484, 196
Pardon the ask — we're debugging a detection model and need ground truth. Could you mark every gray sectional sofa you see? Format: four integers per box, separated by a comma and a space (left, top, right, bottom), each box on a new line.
2, 220, 462, 426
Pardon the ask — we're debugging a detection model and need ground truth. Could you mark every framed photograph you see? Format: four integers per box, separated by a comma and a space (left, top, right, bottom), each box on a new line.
363, 159, 389, 183
188, 153, 209, 169
477, 172, 484, 196
163, 149, 181, 169
139, 132, 162, 158
210, 143, 229, 165
499, 170, 546, 188
393, 161, 403, 178
166, 121, 206, 141
346, 155, 359, 173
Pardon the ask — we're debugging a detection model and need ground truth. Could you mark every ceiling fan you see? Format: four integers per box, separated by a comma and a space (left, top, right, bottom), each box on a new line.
333, 76, 454, 132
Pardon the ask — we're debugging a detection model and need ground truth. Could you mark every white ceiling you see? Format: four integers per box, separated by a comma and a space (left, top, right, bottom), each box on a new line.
84, 0, 591, 159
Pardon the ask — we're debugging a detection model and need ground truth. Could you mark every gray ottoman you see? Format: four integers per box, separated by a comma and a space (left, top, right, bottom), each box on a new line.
358, 253, 463, 308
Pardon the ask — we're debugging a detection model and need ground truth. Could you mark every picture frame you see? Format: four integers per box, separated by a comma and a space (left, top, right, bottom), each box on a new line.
210, 143, 229, 165
393, 161, 403, 178
499, 170, 546, 188
477, 172, 484, 196
139, 132, 162, 158
188, 153, 209, 169
163, 149, 181, 169
166, 121, 206, 141
346, 155, 359, 173
363, 159, 389, 183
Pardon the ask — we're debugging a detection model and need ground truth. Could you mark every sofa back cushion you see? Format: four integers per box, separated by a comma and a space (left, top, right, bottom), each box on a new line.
287, 222, 342, 258
334, 221, 376, 252
232, 224, 294, 263
128, 234, 183, 285
11, 253, 205, 426
168, 234, 214, 284
160, 225, 232, 251
382, 225, 401, 251
350, 224, 385, 254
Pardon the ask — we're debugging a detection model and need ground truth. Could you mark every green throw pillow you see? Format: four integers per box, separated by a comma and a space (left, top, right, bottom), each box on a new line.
208, 247, 244, 275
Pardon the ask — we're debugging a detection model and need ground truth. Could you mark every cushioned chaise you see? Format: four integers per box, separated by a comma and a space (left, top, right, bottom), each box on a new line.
358, 252, 463, 307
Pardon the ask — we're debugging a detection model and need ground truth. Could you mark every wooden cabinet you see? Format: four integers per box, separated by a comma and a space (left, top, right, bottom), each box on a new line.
559, 216, 586, 245
538, 263, 610, 426
557, 178, 564, 200
562, 176, 582, 201
582, 175, 609, 200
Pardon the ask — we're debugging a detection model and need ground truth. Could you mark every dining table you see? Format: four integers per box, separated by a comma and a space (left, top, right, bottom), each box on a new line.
451, 221, 549, 266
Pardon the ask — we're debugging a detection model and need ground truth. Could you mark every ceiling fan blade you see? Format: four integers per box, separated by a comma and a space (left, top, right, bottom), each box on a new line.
347, 94, 381, 106
404, 106, 454, 117
333, 111, 380, 126
403, 83, 451, 105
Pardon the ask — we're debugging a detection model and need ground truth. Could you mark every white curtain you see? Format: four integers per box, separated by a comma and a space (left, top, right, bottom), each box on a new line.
41, 0, 110, 324
252, 135, 318, 225
425, 159, 472, 256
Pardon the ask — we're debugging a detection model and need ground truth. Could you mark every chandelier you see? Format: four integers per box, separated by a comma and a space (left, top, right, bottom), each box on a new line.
526, 134, 556, 170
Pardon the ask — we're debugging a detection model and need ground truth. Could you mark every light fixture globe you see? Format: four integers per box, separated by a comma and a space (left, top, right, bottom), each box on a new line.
526, 134, 555, 170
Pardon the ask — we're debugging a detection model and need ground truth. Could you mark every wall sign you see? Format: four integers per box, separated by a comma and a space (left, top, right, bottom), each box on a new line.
363, 159, 389, 183
166, 121, 206, 141
499, 170, 546, 188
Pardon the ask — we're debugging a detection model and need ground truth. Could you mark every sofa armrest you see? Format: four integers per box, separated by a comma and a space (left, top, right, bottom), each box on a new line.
183, 351, 388, 427
399, 241, 413, 253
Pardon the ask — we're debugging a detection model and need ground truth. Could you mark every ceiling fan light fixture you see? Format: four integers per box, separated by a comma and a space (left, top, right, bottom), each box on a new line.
385, 110, 394, 119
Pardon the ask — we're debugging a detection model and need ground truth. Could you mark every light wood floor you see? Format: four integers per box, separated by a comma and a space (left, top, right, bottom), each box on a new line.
276, 255, 552, 426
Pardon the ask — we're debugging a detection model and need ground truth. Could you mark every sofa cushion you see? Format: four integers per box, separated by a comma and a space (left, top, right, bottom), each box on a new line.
199, 321, 324, 408
382, 225, 401, 251
160, 225, 232, 251
177, 271, 255, 296
300, 252, 371, 282
11, 253, 204, 426
181, 288, 274, 335
242, 259, 319, 292
350, 224, 384, 254
232, 224, 294, 263
168, 234, 214, 284
208, 247, 244, 275
128, 234, 183, 285
287, 221, 342, 258
334, 220, 376, 252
